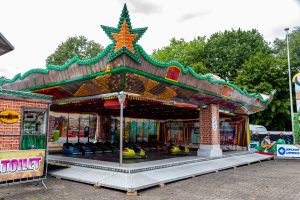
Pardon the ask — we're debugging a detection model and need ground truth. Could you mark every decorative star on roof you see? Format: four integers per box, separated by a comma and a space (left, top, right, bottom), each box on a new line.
101, 4, 147, 64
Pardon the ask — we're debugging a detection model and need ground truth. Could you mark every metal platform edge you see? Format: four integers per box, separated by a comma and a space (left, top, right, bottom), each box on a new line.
48, 151, 254, 174
48, 153, 274, 193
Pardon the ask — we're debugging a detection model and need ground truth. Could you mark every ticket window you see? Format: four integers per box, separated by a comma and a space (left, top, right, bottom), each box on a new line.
21, 107, 48, 150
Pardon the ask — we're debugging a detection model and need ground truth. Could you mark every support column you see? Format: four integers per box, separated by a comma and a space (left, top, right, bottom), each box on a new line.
95, 115, 111, 142
95, 114, 102, 142
118, 92, 125, 166
197, 104, 222, 157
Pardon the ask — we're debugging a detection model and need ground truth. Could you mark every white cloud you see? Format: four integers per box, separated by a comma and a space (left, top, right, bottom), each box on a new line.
178, 11, 212, 23
0, 0, 299, 79
123, 0, 163, 14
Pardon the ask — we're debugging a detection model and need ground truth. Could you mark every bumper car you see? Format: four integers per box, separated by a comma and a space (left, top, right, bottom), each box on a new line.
111, 141, 120, 151
145, 141, 164, 151
93, 142, 104, 153
81, 142, 94, 154
167, 144, 190, 155
92, 141, 117, 153
102, 141, 115, 153
123, 143, 146, 159
62, 143, 82, 155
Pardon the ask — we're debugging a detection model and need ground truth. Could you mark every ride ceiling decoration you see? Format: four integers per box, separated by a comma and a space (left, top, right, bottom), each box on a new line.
51, 94, 199, 120
0, 4, 275, 115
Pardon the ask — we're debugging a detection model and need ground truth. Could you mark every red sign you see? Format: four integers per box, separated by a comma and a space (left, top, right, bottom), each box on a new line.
165, 66, 181, 82
222, 85, 234, 98
104, 99, 127, 109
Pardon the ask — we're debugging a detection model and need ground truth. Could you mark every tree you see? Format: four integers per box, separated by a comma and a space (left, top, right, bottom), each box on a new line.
152, 37, 208, 74
204, 29, 271, 81
273, 27, 300, 70
46, 36, 103, 65
234, 52, 290, 130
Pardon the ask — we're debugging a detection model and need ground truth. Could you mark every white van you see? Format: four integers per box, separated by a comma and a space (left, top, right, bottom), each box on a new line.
249, 124, 267, 149
249, 124, 267, 135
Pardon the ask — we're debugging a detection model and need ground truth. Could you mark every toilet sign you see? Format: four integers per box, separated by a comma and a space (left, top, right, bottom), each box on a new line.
0, 150, 45, 182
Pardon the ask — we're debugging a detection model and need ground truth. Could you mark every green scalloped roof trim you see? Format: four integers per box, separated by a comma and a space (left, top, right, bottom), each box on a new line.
0, 44, 113, 85
136, 45, 275, 104
0, 89, 52, 99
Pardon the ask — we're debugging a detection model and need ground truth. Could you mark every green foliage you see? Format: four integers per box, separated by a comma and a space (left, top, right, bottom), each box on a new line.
273, 27, 300, 70
46, 36, 103, 65
150, 28, 299, 130
152, 37, 208, 74
234, 53, 290, 130
204, 29, 270, 81
293, 113, 300, 143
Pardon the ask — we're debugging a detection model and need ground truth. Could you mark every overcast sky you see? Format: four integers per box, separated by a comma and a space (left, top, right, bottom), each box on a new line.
0, 0, 299, 78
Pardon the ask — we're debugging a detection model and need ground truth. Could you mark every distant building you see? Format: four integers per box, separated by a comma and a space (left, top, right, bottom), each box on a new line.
0, 32, 14, 56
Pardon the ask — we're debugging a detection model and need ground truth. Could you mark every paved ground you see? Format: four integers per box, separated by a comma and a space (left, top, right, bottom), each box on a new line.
0, 159, 299, 200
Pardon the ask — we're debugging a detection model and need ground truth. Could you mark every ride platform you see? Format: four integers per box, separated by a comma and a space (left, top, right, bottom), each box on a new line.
48, 151, 273, 194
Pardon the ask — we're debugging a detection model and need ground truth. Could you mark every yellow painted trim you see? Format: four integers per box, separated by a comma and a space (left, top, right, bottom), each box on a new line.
292, 72, 300, 82
246, 117, 251, 146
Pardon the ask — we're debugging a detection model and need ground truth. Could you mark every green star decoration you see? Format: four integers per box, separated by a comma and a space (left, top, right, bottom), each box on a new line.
101, 4, 147, 64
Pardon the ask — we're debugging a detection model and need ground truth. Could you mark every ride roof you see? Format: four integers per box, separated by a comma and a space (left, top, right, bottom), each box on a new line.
0, 32, 14, 56
0, 4, 275, 115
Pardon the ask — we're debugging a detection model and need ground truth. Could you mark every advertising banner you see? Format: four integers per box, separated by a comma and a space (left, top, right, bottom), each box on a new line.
0, 150, 45, 182
293, 73, 300, 111
277, 144, 300, 157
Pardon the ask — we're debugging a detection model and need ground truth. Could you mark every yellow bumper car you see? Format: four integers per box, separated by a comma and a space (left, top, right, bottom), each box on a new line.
167, 144, 190, 155
122, 147, 146, 159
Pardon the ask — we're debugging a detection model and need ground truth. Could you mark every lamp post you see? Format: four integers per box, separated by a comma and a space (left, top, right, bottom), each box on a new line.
285, 27, 295, 144
118, 92, 125, 166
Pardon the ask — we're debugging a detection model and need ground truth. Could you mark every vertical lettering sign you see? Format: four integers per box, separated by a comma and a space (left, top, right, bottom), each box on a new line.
294, 74, 300, 112
0, 150, 45, 182
212, 117, 217, 131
